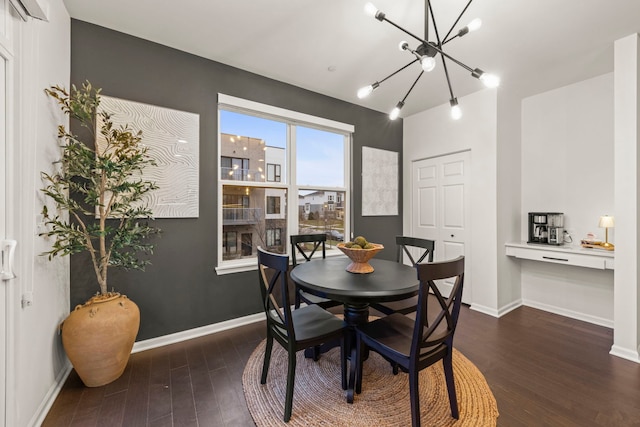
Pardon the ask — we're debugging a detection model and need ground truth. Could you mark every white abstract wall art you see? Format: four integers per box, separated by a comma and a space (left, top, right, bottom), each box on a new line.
98, 96, 200, 218
362, 146, 398, 216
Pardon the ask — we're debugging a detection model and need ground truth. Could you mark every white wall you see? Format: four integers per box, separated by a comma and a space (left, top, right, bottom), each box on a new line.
403, 89, 502, 314
612, 34, 640, 362
6, 0, 71, 425
520, 73, 615, 326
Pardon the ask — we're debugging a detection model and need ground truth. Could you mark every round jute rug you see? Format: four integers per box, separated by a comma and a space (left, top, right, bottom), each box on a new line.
242, 340, 498, 426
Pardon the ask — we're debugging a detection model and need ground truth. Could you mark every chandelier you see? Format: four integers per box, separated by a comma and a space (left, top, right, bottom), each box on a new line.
357, 0, 500, 120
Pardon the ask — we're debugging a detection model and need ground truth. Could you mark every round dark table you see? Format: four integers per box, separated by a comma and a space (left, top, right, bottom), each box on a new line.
289, 257, 419, 326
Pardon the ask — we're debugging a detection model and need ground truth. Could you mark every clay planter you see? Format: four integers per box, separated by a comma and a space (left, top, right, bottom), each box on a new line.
337, 243, 384, 273
61, 293, 140, 387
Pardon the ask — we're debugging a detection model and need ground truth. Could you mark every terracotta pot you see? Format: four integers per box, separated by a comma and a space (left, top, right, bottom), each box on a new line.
61, 293, 140, 387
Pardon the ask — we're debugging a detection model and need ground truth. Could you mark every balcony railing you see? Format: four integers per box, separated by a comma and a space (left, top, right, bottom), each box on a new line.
221, 167, 265, 182
223, 207, 263, 225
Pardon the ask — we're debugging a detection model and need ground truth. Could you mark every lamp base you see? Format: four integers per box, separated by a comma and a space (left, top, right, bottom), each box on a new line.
601, 242, 615, 250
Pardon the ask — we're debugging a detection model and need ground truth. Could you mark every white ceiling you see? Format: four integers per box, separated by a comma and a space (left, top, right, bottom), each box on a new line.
62, 0, 640, 118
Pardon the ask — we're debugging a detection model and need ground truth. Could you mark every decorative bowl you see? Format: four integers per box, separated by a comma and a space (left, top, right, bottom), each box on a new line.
337, 243, 384, 274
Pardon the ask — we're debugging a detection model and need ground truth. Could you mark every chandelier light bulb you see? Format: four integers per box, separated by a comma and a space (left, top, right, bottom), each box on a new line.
364, 2, 378, 18
357, 82, 379, 99
420, 56, 436, 72
450, 98, 462, 120
389, 102, 404, 120
480, 73, 500, 88
467, 18, 482, 32
398, 40, 409, 51
451, 105, 462, 120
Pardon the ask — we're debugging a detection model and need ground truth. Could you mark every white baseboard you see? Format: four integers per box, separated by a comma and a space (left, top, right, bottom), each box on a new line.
29, 361, 73, 427
497, 299, 523, 317
132, 312, 266, 354
609, 345, 640, 363
522, 299, 614, 329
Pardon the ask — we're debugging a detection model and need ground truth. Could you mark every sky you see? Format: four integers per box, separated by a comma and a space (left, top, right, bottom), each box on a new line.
220, 110, 345, 188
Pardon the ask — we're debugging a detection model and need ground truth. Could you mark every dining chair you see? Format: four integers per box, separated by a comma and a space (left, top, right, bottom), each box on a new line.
257, 247, 347, 422
291, 233, 341, 310
350, 256, 465, 427
371, 236, 435, 315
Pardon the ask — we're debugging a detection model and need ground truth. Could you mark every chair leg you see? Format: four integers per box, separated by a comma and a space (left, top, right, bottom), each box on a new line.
391, 361, 399, 375
347, 343, 357, 404
355, 338, 364, 395
340, 336, 347, 390
409, 368, 421, 427
443, 352, 459, 419
260, 335, 273, 385
294, 287, 301, 309
284, 349, 297, 422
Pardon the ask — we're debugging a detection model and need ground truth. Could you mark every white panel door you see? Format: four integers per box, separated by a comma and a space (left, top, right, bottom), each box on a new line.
411, 151, 471, 303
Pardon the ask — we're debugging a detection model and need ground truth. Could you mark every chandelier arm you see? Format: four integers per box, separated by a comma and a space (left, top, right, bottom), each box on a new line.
378, 58, 420, 85
442, 0, 473, 43
400, 71, 425, 104
379, 15, 475, 73
440, 56, 456, 100
424, 0, 429, 41
426, 0, 443, 47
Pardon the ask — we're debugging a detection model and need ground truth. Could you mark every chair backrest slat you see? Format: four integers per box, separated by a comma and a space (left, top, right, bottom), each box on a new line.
396, 236, 435, 266
411, 256, 465, 363
258, 247, 295, 340
291, 233, 326, 267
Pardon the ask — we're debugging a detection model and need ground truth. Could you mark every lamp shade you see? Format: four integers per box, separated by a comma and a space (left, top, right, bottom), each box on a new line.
598, 215, 615, 228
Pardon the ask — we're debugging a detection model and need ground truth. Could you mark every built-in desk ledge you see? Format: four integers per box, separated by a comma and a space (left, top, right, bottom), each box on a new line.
505, 242, 614, 270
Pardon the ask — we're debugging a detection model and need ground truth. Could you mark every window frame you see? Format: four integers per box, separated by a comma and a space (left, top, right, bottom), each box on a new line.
216, 94, 353, 274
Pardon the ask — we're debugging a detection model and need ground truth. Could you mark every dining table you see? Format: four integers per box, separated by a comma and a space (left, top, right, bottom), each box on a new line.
289, 256, 420, 327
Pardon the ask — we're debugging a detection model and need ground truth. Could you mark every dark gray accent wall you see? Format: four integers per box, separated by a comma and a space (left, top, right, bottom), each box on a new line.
70, 20, 403, 340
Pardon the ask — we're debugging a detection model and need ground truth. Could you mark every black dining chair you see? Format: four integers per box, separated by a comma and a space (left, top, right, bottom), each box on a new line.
257, 247, 347, 423
371, 236, 435, 316
349, 256, 465, 427
291, 233, 341, 310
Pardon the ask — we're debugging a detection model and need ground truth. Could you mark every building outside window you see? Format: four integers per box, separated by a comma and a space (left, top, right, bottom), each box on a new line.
267, 163, 281, 182
217, 94, 353, 273
266, 195, 280, 215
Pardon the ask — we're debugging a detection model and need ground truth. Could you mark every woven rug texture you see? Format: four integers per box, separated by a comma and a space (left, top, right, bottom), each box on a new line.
242, 339, 499, 426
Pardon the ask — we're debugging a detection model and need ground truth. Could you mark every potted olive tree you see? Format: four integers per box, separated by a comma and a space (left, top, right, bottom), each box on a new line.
41, 81, 160, 387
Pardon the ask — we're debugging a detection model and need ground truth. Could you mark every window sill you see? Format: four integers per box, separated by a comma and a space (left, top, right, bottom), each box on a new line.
215, 252, 347, 276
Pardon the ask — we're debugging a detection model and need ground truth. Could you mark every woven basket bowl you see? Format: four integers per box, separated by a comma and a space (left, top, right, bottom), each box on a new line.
337, 242, 384, 273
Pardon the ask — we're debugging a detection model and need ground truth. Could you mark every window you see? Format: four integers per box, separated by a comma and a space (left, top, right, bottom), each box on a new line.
217, 94, 353, 273
266, 228, 282, 247
266, 196, 280, 215
267, 163, 281, 182
223, 231, 237, 259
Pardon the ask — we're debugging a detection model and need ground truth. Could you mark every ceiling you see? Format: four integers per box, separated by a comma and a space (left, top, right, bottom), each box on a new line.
62, 0, 640, 118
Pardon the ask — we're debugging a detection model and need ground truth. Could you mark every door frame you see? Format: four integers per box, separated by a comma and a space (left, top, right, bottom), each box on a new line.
410, 150, 472, 303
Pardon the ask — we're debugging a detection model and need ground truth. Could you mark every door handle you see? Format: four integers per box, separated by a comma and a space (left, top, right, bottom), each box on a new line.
1, 239, 17, 281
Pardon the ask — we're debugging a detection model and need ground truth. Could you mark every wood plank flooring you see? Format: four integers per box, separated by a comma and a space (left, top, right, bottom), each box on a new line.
43, 305, 640, 426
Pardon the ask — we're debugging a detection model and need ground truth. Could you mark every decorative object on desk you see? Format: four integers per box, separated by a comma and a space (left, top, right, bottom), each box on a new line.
580, 232, 612, 251
598, 215, 615, 250
243, 341, 499, 426
337, 236, 383, 273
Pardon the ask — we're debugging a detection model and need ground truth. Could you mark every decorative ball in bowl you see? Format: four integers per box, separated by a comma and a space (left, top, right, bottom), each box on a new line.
337, 237, 384, 274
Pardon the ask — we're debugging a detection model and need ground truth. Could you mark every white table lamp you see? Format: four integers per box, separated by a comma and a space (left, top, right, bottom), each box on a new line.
598, 215, 615, 249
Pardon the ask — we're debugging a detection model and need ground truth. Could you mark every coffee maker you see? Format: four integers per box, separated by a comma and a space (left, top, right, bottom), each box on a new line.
528, 212, 564, 245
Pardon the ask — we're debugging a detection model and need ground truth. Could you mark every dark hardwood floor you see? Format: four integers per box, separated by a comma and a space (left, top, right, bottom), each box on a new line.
43, 305, 640, 426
